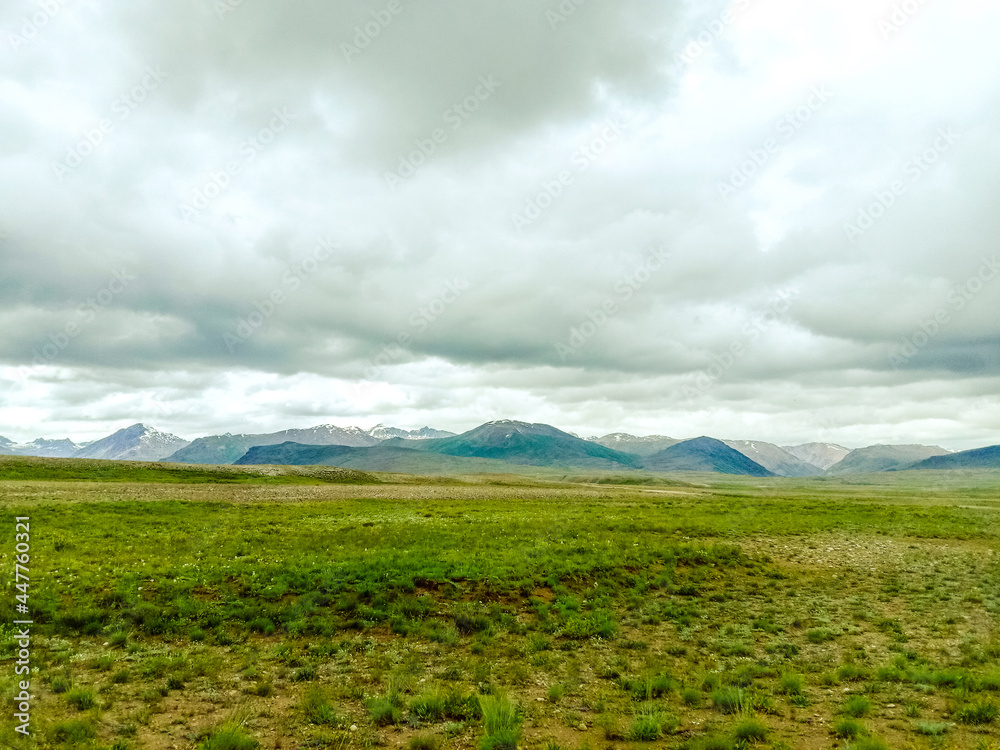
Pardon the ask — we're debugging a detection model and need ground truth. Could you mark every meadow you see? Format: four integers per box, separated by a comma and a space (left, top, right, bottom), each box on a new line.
2, 457, 1000, 749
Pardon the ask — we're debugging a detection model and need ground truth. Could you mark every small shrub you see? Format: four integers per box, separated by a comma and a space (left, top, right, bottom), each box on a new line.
51, 676, 72, 694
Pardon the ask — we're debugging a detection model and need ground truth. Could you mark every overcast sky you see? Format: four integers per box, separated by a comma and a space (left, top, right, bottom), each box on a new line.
1, 0, 998, 450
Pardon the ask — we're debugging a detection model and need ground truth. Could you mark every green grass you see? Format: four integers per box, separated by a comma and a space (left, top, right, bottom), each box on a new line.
954, 699, 999, 725
731, 716, 769, 743
198, 726, 259, 750
842, 694, 873, 718
4, 464, 1000, 748
833, 717, 867, 739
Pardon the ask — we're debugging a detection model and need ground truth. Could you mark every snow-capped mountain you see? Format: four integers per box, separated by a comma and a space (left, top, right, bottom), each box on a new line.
73, 424, 191, 462
0, 437, 81, 458
367, 424, 456, 440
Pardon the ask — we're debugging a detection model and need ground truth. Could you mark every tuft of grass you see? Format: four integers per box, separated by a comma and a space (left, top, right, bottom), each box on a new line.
409, 734, 440, 750
681, 687, 702, 707
712, 687, 747, 714
842, 694, 872, 718
49, 720, 96, 744
65, 688, 96, 711
479, 694, 521, 750
777, 672, 804, 696
198, 726, 259, 750
806, 627, 836, 643
832, 717, 866, 739
843, 737, 888, 750
954, 699, 998, 725
731, 716, 768, 743
913, 720, 950, 735
411, 690, 447, 722
546, 683, 565, 703
303, 688, 341, 726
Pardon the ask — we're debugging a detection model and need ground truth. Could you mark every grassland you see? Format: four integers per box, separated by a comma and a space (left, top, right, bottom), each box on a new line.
2, 459, 1000, 749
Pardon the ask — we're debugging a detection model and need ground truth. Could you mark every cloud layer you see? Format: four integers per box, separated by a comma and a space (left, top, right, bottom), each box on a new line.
1, 0, 999, 449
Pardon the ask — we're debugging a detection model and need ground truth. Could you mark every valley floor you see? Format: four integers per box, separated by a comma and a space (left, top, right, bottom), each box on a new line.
2, 468, 1000, 750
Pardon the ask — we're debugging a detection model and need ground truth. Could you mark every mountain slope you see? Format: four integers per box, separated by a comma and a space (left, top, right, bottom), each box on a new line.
588, 433, 681, 456
166, 424, 380, 464
420, 420, 641, 469
74, 424, 190, 462
0, 437, 82, 458
367, 424, 456, 440
782, 443, 851, 470
907, 444, 1000, 470
723, 440, 824, 477
826, 444, 950, 475
641, 437, 775, 476
233, 442, 524, 474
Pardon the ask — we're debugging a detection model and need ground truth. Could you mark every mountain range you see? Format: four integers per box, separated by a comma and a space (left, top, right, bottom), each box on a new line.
2, 420, 998, 477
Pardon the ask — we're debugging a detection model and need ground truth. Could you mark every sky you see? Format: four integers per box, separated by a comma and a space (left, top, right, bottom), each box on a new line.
1, 0, 999, 450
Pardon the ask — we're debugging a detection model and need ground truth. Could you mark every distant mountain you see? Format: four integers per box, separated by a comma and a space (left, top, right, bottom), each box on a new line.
641, 437, 775, 476
826, 444, 951, 475
234, 442, 524, 474
0, 437, 81, 458
74, 424, 190, 462
782, 442, 851, 471
723, 440, 823, 477
366, 424, 456, 440
907, 444, 1000, 471
588, 433, 682, 456
415, 420, 641, 470
166, 424, 380, 465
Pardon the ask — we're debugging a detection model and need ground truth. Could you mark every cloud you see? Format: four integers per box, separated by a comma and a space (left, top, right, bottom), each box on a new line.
1, 0, 999, 448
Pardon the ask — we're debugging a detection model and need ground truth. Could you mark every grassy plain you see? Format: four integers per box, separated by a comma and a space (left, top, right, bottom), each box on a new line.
1, 458, 1000, 749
